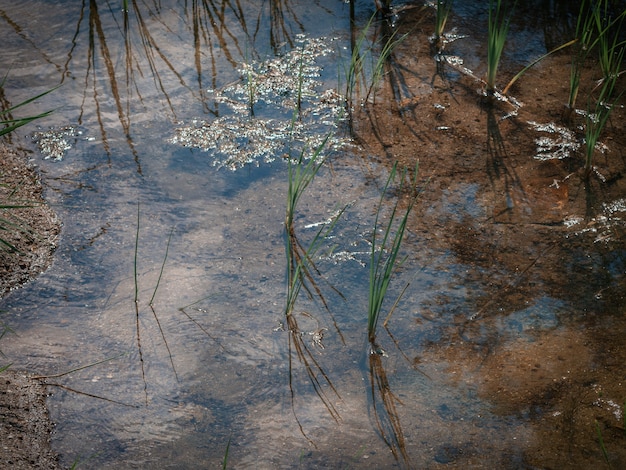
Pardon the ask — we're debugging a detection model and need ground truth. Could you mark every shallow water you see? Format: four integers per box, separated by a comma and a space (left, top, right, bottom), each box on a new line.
1, 0, 626, 468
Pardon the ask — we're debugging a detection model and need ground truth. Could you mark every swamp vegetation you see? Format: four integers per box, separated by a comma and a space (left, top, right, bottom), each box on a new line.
1, 0, 626, 468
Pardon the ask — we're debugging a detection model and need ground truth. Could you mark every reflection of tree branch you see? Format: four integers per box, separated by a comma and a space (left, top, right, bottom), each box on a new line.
81, 0, 143, 173
0, 9, 64, 78
368, 350, 411, 466
268, 0, 304, 53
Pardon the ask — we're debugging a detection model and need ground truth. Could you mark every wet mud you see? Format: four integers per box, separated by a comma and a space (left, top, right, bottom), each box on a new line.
349, 3, 626, 467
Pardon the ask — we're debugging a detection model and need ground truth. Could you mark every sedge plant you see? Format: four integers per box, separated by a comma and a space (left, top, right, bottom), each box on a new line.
565, 0, 596, 122
0, 83, 56, 137
583, 42, 625, 179
367, 162, 421, 349
432, 0, 453, 54
485, 0, 516, 98
595, 0, 626, 87
343, 12, 408, 111
0, 78, 57, 251
282, 48, 346, 426
564, 0, 626, 123
283, 140, 345, 427
284, 140, 332, 317
583, 0, 626, 179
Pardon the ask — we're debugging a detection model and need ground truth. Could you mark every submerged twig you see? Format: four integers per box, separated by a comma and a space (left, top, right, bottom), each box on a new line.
44, 382, 137, 408
32, 354, 126, 380
133, 202, 148, 403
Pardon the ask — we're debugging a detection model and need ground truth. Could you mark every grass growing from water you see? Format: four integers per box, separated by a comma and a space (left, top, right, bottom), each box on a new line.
284, 141, 344, 428
564, 0, 626, 123
583, 64, 624, 180
367, 162, 420, 349
132, 204, 179, 403
564, 0, 596, 122
595, 1, 626, 87
486, 0, 516, 98
364, 163, 422, 467
432, 0, 453, 54
343, 12, 407, 113
582, 1, 625, 179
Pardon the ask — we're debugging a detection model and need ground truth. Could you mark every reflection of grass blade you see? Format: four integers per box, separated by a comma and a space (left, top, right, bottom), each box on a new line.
149, 227, 174, 306
287, 314, 341, 425
133, 209, 181, 387
595, 420, 611, 465
283, 131, 344, 430
367, 162, 420, 345
177, 295, 227, 350
369, 351, 410, 465
133, 203, 147, 402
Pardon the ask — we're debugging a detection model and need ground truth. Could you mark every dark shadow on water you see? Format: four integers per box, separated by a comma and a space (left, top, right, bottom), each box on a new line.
485, 104, 525, 219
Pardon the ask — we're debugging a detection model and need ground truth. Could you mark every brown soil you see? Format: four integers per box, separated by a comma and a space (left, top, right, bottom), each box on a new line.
0, 143, 62, 468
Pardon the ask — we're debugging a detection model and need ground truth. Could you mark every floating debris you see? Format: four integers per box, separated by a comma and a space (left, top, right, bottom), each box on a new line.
528, 121, 580, 161
565, 198, 626, 244
170, 35, 350, 170
32, 125, 85, 161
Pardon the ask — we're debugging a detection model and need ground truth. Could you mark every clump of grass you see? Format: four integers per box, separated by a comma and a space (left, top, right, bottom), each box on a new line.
485, 0, 516, 98
582, 0, 625, 179
583, 57, 624, 180
595, 1, 626, 88
563, 0, 626, 124
367, 162, 421, 349
564, 0, 596, 122
283, 141, 345, 431
284, 141, 333, 317
0, 79, 57, 251
0, 84, 56, 137
342, 12, 407, 112
431, 0, 453, 54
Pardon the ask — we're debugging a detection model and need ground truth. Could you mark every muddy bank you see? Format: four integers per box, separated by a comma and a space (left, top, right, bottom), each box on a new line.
0, 370, 61, 469
0, 143, 62, 468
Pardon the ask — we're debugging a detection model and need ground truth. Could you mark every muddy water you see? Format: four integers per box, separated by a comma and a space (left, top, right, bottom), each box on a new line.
1, 0, 626, 468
